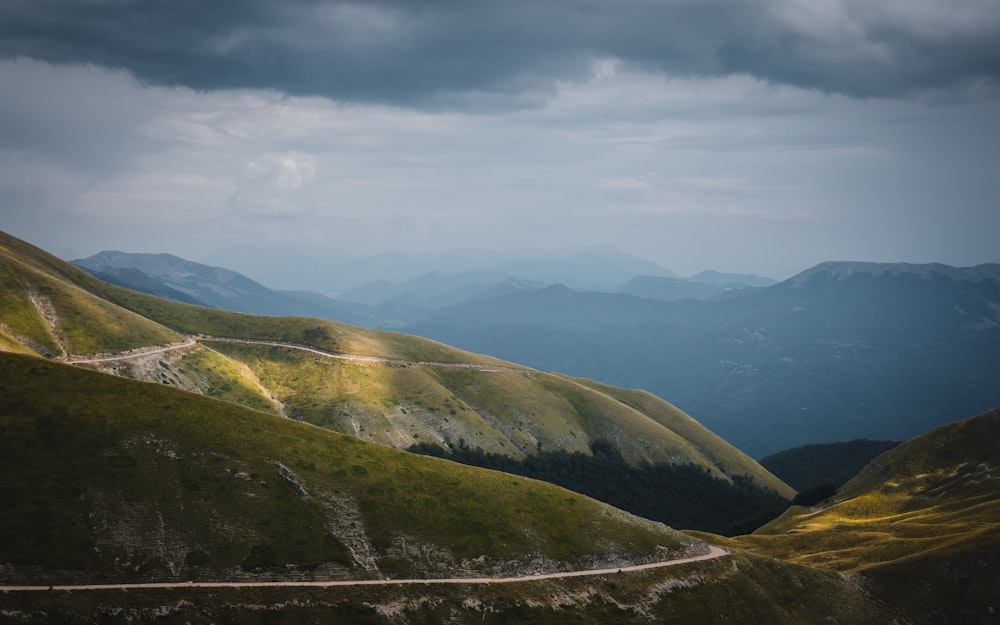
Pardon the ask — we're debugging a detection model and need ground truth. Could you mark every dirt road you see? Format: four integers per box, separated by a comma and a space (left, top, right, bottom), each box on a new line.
0, 546, 727, 592
66, 335, 528, 372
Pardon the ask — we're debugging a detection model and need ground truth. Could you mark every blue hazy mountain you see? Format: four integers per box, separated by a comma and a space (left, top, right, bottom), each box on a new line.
405, 261, 1000, 457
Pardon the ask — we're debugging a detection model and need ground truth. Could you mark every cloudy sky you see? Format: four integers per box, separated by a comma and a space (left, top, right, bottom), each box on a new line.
1, 0, 998, 282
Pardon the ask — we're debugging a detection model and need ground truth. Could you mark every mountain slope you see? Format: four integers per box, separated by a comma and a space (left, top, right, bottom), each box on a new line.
688, 269, 777, 287
0, 231, 793, 516
615, 275, 744, 302
0, 351, 909, 624
728, 408, 1000, 624
0, 234, 183, 357
0, 351, 699, 584
760, 439, 901, 490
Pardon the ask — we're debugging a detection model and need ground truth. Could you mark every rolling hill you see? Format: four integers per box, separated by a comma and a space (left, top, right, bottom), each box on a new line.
0, 231, 793, 534
4, 338, 991, 623
0, 350, 702, 584
0, 349, 906, 625
722, 407, 1000, 624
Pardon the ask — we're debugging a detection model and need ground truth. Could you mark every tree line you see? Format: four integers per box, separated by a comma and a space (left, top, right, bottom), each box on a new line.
408, 439, 789, 536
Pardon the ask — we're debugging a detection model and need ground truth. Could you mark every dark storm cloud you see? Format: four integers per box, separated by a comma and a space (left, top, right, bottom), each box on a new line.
2, 0, 998, 107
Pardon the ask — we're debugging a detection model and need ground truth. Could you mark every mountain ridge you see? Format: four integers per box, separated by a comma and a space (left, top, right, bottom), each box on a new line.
405, 259, 1000, 456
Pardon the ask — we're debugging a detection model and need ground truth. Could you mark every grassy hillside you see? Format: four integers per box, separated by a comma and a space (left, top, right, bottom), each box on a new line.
0, 233, 181, 356
0, 231, 790, 504
0, 351, 698, 584
1, 551, 907, 624
742, 408, 999, 571
570, 378, 791, 495
721, 408, 1000, 624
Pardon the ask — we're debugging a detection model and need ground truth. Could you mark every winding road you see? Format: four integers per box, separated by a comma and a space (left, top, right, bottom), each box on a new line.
65, 335, 527, 373
33, 340, 730, 595
0, 546, 727, 592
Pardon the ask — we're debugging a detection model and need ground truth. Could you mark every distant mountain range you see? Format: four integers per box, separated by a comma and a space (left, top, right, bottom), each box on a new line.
203, 245, 684, 294
71, 246, 1000, 458
73, 250, 371, 324
405, 261, 1000, 456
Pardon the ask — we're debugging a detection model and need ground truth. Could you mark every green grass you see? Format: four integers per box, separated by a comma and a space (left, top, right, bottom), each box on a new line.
734, 408, 1000, 573
0, 230, 790, 497
570, 377, 796, 497
0, 235, 182, 356
78, 344, 279, 414
0, 550, 908, 625
0, 352, 694, 584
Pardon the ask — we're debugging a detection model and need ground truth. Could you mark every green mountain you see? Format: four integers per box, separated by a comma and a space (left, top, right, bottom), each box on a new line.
0, 352, 906, 624
0, 351, 700, 584
728, 408, 1000, 624
0, 232, 793, 527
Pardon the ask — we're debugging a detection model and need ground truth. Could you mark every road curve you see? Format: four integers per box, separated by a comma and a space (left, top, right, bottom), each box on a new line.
64, 335, 529, 372
0, 546, 727, 592
62, 339, 198, 364
198, 336, 529, 372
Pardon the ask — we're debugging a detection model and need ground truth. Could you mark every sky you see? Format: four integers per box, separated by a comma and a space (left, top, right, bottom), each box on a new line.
1, 0, 998, 282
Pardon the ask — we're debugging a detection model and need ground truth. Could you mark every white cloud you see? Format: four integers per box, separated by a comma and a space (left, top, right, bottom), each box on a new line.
227, 152, 317, 217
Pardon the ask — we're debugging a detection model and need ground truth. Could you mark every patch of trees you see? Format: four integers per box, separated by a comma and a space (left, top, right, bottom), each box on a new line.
760, 439, 900, 491
408, 439, 789, 536
791, 482, 838, 507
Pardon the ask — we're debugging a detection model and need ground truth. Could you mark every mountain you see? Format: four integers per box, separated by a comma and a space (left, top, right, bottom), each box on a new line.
615, 275, 746, 302
0, 353, 987, 624
0, 350, 700, 584
0, 354, 906, 624
406, 260, 1000, 456
81, 265, 207, 306
733, 407, 1000, 624
759, 439, 901, 491
73, 250, 369, 324
1, 231, 793, 529
688, 269, 778, 287
336, 272, 547, 327
310, 247, 677, 294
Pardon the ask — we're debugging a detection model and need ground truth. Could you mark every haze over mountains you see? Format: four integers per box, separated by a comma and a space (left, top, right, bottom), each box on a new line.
74, 246, 1000, 458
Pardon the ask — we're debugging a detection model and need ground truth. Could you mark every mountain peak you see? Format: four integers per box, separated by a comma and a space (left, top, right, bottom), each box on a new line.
789, 261, 1000, 287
